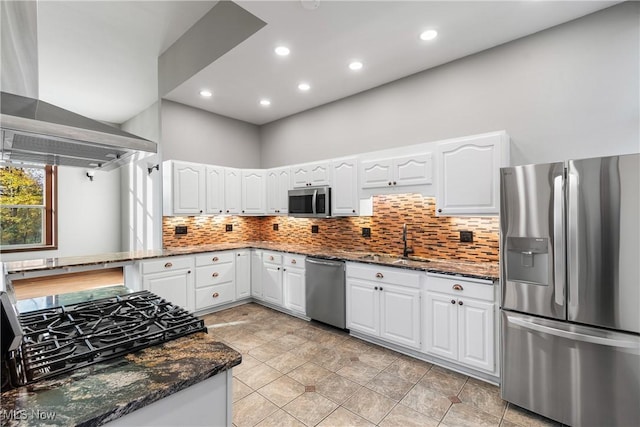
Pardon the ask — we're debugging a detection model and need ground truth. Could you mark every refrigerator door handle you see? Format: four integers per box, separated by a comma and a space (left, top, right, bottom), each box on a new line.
553, 174, 565, 307
567, 170, 580, 313
507, 315, 640, 349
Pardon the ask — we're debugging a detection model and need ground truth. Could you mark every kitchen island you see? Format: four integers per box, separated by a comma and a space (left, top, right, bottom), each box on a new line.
0, 332, 241, 427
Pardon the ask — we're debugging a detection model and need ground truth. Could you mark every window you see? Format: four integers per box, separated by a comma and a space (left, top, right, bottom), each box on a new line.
0, 164, 57, 252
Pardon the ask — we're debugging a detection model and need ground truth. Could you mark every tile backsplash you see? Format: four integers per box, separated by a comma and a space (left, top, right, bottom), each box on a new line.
163, 194, 499, 262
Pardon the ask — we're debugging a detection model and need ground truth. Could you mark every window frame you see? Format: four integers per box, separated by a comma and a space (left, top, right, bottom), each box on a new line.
0, 164, 58, 253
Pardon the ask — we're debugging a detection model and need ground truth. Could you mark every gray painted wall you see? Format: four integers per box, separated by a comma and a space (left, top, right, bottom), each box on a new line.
161, 100, 261, 168
259, 2, 639, 168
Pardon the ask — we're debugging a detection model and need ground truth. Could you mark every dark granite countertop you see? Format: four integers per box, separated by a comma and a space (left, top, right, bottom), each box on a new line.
0, 333, 241, 427
4, 241, 499, 281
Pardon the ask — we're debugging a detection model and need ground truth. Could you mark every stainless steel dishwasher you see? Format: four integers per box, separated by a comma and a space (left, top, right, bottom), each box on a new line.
305, 258, 346, 329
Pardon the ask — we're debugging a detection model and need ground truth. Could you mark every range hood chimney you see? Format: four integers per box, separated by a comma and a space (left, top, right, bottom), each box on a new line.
0, 2, 157, 171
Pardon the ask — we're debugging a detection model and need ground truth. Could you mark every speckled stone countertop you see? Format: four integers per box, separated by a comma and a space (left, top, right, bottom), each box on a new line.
0, 333, 241, 427
4, 241, 499, 281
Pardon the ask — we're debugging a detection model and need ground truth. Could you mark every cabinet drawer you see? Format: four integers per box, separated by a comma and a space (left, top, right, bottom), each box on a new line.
425, 274, 494, 301
263, 251, 282, 265
283, 254, 305, 268
195, 251, 235, 266
195, 283, 234, 310
196, 263, 234, 288
142, 257, 193, 275
347, 263, 419, 288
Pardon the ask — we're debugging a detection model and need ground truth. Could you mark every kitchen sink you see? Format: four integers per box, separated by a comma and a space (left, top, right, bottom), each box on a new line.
355, 253, 429, 265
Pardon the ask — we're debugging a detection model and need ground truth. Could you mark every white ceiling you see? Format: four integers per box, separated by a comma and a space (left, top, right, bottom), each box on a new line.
36, 1, 618, 126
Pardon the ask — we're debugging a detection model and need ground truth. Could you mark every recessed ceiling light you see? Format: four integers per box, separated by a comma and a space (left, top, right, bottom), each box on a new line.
260, 99, 271, 107
199, 89, 213, 98
275, 46, 290, 56
298, 82, 311, 91
420, 30, 438, 41
349, 61, 363, 71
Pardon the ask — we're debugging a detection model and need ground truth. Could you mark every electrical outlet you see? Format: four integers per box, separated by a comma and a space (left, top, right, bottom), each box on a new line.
226, 224, 233, 232
362, 227, 371, 238
273, 224, 279, 231
311, 225, 319, 234
175, 226, 187, 235
460, 230, 473, 242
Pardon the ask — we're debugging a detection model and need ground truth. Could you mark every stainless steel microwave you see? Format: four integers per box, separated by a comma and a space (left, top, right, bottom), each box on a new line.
288, 186, 331, 218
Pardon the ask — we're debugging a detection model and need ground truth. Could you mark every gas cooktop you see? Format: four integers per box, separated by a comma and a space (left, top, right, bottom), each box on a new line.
3, 290, 206, 390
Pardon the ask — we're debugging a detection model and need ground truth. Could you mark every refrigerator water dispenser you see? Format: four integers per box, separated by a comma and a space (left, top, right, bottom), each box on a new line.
506, 237, 549, 285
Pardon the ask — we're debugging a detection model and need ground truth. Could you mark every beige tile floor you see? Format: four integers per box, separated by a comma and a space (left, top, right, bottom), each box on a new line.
201, 303, 562, 427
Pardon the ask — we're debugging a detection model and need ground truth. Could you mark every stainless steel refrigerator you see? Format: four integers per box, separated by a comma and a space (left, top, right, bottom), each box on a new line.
500, 154, 640, 426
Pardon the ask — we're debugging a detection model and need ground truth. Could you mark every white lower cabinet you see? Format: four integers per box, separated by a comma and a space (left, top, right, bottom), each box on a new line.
346, 263, 421, 349
235, 250, 251, 299
251, 250, 263, 299
262, 252, 283, 306
283, 254, 306, 315
195, 252, 235, 311
141, 256, 195, 312
423, 273, 496, 373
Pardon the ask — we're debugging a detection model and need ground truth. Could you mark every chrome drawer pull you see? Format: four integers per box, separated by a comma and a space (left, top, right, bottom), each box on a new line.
164, 262, 173, 268
212, 292, 219, 298
291, 259, 297, 264
375, 272, 384, 279
212, 256, 219, 262
212, 272, 219, 278
269, 256, 274, 261
452, 284, 463, 291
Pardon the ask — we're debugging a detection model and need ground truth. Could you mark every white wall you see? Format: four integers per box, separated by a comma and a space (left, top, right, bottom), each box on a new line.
1, 166, 122, 262
120, 101, 162, 251
161, 100, 261, 168
260, 2, 640, 168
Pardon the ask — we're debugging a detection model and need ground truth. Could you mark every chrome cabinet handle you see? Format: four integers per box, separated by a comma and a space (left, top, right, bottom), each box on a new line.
452, 284, 463, 291
212, 256, 219, 262
212, 272, 219, 277
291, 259, 297, 264
458, 300, 463, 306
164, 262, 173, 268
212, 292, 219, 298
269, 256, 274, 261
375, 272, 383, 279
451, 299, 456, 304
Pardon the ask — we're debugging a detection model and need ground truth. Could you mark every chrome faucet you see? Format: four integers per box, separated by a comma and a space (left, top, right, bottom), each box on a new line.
402, 223, 414, 258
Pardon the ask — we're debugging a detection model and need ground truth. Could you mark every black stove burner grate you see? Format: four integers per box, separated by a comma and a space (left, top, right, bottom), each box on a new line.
15, 290, 207, 384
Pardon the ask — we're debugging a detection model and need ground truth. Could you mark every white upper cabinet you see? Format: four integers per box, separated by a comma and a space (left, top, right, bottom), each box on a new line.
163, 160, 205, 215
205, 166, 225, 215
436, 131, 509, 216
266, 167, 290, 215
332, 157, 360, 216
241, 170, 266, 215
361, 153, 432, 190
224, 168, 242, 215
291, 162, 331, 188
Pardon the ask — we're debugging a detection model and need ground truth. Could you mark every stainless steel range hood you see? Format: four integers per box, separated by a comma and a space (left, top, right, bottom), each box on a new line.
0, 1, 157, 171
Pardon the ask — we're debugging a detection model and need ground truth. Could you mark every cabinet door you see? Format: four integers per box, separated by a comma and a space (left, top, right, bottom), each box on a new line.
380, 284, 421, 349
173, 162, 204, 214
277, 168, 290, 214
360, 158, 394, 189
458, 299, 495, 372
436, 133, 504, 215
309, 162, 331, 186
393, 153, 433, 186
262, 263, 283, 306
143, 269, 193, 312
291, 166, 310, 188
332, 158, 359, 216
266, 169, 280, 214
235, 251, 251, 299
424, 291, 458, 360
283, 266, 305, 314
224, 168, 241, 214
251, 250, 263, 299
241, 170, 266, 215
346, 279, 379, 336
205, 166, 225, 214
